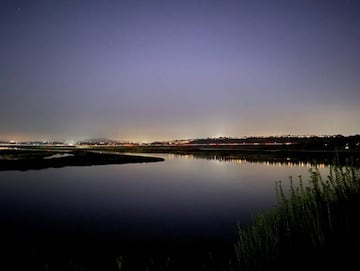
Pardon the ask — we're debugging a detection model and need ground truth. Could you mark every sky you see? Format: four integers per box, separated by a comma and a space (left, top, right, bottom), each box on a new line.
1, 0, 359, 142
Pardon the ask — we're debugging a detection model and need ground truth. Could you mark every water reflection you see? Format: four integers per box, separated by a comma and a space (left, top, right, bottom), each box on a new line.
164, 153, 327, 168
203, 155, 327, 168
0, 152, 331, 255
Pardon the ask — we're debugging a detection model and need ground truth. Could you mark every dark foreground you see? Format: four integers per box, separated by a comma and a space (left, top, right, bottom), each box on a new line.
1, 147, 360, 270
1, 163, 360, 271
1, 237, 233, 271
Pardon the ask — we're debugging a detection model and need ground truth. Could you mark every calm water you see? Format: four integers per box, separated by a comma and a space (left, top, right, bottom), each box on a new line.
0, 153, 327, 252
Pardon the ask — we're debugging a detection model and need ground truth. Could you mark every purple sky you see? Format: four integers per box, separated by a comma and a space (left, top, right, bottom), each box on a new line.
1, 0, 359, 142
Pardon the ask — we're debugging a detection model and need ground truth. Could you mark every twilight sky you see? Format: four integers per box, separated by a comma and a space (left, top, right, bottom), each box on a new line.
1, 0, 359, 142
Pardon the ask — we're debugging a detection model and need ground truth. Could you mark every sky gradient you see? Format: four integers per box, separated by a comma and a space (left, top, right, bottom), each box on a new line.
1, 0, 359, 142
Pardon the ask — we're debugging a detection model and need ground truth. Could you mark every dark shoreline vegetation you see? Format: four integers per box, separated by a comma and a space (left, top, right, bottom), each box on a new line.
0, 146, 360, 270
235, 163, 360, 270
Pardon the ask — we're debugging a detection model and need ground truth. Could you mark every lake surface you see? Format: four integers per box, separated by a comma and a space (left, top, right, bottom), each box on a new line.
0, 153, 328, 254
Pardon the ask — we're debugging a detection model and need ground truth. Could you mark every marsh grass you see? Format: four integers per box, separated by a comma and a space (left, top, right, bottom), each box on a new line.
234, 161, 360, 270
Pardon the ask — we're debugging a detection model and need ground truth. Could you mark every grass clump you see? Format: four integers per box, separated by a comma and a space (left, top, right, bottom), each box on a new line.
235, 163, 360, 270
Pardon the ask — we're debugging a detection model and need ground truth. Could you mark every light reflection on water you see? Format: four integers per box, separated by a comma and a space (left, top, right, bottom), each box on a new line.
0, 153, 329, 247
166, 153, 327, 168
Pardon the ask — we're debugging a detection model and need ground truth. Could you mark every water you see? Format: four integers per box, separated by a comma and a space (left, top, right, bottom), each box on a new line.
0, 154, 327, 253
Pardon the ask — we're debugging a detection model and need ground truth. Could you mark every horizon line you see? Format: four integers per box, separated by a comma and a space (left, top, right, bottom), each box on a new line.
1, 133, 359, 144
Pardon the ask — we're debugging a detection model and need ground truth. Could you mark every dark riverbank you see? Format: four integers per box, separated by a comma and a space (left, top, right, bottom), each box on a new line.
0, 149, 164, 171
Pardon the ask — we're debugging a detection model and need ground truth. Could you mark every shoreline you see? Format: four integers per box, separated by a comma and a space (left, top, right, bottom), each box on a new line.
0, 150, 164, 171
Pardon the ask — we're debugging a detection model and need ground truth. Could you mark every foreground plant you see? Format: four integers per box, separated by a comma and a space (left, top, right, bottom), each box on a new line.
235, 163, 360, 270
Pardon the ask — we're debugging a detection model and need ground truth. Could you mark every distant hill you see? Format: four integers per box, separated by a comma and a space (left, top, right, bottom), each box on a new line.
77, 138, 125, 145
